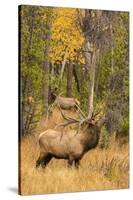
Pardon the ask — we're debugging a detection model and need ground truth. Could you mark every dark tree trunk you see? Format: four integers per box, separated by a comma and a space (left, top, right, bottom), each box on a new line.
22, 7, 35, 101
43, 10, 52, 116
73, 64, 80, 92
66, 62, 73, 97
21, 7, 35, 135
110, 23, 114, 74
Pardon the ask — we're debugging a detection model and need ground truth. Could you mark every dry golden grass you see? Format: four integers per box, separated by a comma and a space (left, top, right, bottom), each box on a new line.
19, 108, 129, 195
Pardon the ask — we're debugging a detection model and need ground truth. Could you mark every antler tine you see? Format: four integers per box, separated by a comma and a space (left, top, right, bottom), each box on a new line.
75, 103, 87, 119
88, 111, 101, 121
56, 120, 79, 128
93, 110, 101, 118
74, 117, 88, 136
55, 105, 82, 130
59, 105, 80, 123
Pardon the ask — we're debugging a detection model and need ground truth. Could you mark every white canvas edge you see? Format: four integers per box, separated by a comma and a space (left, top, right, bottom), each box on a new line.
0, 0, 132, 200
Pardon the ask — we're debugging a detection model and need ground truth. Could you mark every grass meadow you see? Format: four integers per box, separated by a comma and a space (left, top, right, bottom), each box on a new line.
19, 108, 129, 195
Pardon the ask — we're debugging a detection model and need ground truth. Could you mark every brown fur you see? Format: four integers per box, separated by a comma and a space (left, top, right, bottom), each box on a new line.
36, 123, 100, 168
54, 96, 80, 110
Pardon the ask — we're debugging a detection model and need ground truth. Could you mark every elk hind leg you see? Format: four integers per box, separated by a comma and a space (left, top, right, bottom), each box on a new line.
75, 159, 80, 169
68, 156, 75, 168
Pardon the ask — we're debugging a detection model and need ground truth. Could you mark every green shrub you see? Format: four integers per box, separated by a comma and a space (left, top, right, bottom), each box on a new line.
99, 126, 110, 149
118, 117, 129, 137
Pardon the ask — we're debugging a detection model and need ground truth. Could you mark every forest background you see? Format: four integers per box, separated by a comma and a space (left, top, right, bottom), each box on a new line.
20, 6, 129, 146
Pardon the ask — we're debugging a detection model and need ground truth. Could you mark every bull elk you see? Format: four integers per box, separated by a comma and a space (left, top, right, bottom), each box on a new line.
36, 110, 104, 168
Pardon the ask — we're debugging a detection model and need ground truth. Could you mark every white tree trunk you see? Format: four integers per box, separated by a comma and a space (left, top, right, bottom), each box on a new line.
88, 47, 96, 119
60, 50, 67, 80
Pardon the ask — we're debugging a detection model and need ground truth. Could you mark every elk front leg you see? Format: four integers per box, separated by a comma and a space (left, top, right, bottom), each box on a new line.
36, 152, 48, 168
41, 154, 53, 168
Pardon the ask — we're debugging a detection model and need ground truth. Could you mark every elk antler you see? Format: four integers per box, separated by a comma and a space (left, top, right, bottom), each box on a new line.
75, 103, 87, 119
59, 108, 80, 126
92, 111, 101, 118
60, 107, 80, 122
55, 106, 80, 130
55, 107, 81, 140
55, 105, 101, 139
60, 108, 88, 136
